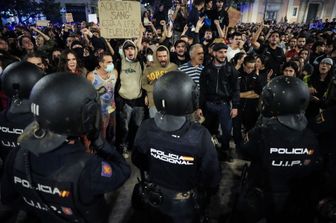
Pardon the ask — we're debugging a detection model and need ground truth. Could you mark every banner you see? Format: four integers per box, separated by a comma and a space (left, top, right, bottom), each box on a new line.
98, 1, 141, 39
228, 7, 241, 27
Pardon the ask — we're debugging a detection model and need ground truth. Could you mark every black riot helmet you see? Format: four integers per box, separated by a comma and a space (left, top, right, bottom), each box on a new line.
29, 72, 100, 136
1, 61, 45, 99
261, 76, 310, 130
261, 76, 309, 116
153, 70, 199, 116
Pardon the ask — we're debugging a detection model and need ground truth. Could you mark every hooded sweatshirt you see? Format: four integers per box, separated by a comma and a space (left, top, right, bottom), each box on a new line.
118, 40, 143, 100
142, 45, 178, 108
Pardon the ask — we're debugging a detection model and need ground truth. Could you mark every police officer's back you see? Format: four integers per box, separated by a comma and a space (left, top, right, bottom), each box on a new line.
0, 61, 44, 164
132, 71, 221, 223
1, 73, 131, 223
237, 76, 321, 223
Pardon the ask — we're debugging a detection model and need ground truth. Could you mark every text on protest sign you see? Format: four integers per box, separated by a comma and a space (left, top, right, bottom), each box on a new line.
98, 1, 141, 39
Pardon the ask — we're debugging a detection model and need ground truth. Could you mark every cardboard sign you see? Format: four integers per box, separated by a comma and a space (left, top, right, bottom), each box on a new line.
98, 1, 141, 39
66, 13, 74, 23
36, 20, 50, 27
227, 7, 241, 27
88, 14, 98, 24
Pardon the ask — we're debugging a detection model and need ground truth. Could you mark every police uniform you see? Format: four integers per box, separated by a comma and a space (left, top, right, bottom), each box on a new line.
0, 61, 45, 165
132, 70, 221, 223
0, 110, 32, 164
1, 139, 130, 223
239, 118, 320, 223
132, 119, 220, 223
1, 73, 131, 223
235, 76, 321, 223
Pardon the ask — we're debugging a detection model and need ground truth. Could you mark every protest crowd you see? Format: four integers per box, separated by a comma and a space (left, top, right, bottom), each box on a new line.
0, 0, 336, 222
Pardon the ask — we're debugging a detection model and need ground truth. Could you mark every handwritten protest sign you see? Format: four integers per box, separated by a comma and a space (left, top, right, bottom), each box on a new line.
227, 7, 241, 27
88, 14, 98, 24
66, 13, 74, 23
36, 20, 50, 27
98, 1, 141, 39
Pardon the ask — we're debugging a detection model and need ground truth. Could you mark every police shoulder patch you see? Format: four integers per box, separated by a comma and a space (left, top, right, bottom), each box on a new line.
101, 161, 113, 177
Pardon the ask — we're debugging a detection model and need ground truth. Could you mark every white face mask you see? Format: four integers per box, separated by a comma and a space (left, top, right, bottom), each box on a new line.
104, 64, 114, 73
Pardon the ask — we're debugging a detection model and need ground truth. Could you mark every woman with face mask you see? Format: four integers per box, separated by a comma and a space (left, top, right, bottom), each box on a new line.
87, 53, 118, 139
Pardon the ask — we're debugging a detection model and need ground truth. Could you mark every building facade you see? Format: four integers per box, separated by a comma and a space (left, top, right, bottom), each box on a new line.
57, 0, 98, 22
240, 0, 336, 24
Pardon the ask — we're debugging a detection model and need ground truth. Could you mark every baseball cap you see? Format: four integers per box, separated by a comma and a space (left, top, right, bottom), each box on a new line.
321, 58, 333, 66
213, 43, 228, 51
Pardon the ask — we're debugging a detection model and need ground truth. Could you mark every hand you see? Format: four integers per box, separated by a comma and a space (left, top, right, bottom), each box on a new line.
144, 96, 149, 106
160, 20, 166, 26
140, 23, 146, 33
183, 24, 189, 32
230, 108, 238, 118
87, 128, 105, 151
81, 28, 90, 35
214, 20, 220, 26
196, 108, 203, 119
195, 17, 205, 31
309, 87, 317, 95
267, 69, 273, 81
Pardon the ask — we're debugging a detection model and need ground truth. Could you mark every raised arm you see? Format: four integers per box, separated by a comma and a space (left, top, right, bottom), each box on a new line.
251, 22, 264, 49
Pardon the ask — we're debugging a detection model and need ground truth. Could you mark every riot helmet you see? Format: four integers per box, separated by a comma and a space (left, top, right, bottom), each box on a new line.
1, 61, 44, 99
261, 75, 310, 130
154, 70, 199, 116
18, 73, 100, 155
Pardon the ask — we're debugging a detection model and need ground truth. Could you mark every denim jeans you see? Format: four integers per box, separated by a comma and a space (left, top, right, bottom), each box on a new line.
119, 103, 145, 148
149, 106, 158, 118
204, 101, 232, 151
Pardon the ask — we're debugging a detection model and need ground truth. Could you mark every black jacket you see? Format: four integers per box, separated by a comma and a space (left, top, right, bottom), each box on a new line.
132, 119, 221, 192
199, 61, 240, 109
239, 118, 321, 221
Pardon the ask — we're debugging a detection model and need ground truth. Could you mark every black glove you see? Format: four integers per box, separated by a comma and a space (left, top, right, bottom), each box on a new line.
89, 131, 105, 151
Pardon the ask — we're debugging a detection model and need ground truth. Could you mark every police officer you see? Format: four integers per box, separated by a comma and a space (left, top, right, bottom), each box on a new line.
1, 73, 131, 223
0, 61, 45, 166
0, 61, 44, 223
132, 70, 221, 223
310, 75, 336, 222
236, 76, 321, 223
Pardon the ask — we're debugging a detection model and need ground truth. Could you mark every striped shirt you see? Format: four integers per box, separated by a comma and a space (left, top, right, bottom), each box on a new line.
178, 62, 204, 87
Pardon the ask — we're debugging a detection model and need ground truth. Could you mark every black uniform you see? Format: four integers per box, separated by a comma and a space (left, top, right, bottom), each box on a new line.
1, 140, 131, 223
132, 119, 221, 223
233, 70, 262, 145
0, 110, 33, 164
237, 118, 320, 223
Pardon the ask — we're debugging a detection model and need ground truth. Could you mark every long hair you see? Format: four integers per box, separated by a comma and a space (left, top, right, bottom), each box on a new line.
58, 49, 83, 76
